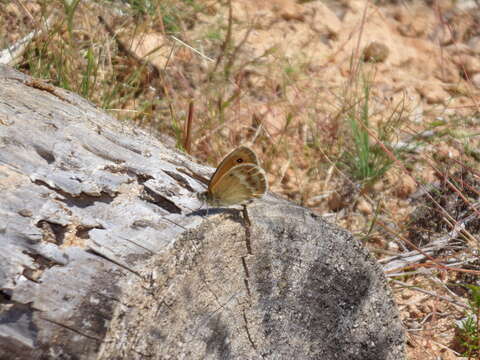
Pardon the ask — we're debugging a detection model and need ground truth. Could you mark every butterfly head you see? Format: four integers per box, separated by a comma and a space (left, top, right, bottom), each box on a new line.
196, 190, 225, 207
196, 191, 210, 204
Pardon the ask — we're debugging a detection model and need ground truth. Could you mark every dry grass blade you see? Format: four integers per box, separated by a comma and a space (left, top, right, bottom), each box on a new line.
184, 101, 194, 154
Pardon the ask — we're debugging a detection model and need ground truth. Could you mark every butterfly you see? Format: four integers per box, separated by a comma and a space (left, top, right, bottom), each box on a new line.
198, 146, 268, 207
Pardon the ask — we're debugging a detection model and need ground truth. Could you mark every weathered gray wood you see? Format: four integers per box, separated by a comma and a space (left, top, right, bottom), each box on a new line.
0, 65, 404, 359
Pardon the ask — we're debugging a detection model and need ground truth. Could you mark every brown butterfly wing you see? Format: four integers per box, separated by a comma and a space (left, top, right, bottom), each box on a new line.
208, 146, 259, 191
209, 163, 267, 206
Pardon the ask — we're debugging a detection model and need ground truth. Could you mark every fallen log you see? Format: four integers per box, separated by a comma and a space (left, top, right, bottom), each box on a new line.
0, 65, 404, 359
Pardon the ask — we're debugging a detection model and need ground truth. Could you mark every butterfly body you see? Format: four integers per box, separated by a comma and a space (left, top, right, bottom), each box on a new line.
198, 146, 267, 207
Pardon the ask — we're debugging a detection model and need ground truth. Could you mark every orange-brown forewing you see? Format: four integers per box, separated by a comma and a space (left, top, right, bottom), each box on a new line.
208, 146, 259, 191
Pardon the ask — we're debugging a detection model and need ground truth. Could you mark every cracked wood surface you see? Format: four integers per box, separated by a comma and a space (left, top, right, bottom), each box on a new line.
0, 65, 404, 359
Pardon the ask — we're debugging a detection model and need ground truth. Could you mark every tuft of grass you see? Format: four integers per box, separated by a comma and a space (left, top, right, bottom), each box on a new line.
341, 74, 405, 184
455, 285, 480, 358
17, 0, 202, 139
